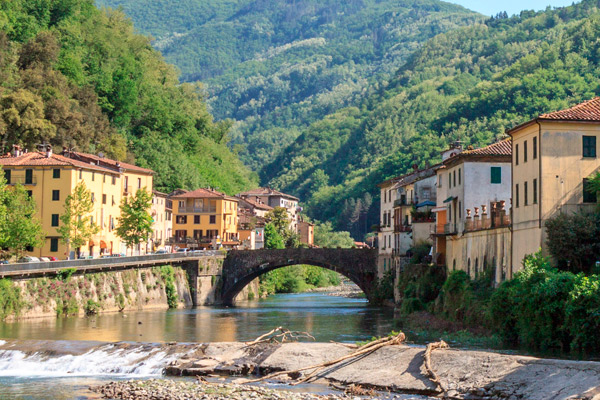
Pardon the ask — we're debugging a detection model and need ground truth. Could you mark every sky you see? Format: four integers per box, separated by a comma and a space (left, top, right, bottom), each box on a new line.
450, 0, 578, 16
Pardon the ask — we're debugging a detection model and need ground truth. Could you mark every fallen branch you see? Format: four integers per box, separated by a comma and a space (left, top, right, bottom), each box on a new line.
242, 332, 406, 384
245, 327, 316, 346
423, 340, 449, 393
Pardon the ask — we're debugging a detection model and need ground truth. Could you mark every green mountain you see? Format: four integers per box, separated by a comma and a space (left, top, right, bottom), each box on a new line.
263, 0, 600, 238
96, 0, 482, 170
0, 0, 256, 195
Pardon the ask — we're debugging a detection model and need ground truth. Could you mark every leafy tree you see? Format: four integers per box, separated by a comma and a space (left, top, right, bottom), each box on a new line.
314, 221, 354, 248
264, 223, 285, 249
57, 182, 99, 259
1, 184, 45, 260
545, 212, 600, 274
115, 189, 153, 255
264, 206, 299, 247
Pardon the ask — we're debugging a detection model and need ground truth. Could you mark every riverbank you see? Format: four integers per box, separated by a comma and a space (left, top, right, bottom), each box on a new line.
306, 283, 364, 298
162, 341, 600, 399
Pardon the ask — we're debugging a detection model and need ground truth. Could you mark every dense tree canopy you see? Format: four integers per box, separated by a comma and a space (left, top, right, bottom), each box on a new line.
0, 0, 256, 195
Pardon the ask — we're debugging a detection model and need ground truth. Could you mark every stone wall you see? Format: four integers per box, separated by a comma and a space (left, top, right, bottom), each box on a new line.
10, 265, 192, 320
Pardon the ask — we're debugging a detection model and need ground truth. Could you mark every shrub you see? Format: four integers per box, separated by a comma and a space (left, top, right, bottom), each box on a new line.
160, 265, 179, 308
0, 279, 24, 320
57, 268, 77, 281
84, 299, 101, 315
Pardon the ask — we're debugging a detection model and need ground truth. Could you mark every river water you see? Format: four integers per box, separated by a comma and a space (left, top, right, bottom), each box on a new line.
0, 293, 406, 399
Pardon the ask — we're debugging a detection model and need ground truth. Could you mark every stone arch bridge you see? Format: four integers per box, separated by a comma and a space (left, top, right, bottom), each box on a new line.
221, 248, 379, 305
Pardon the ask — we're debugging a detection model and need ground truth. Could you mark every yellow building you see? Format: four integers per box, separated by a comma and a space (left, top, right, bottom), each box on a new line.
508, 98, 600, 276
170, 188, 240, 249
151, 190, 172, 252
0, 146, 154, 258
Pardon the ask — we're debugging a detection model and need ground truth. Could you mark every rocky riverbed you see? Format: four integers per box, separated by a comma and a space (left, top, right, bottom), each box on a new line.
307, 284, 364, 298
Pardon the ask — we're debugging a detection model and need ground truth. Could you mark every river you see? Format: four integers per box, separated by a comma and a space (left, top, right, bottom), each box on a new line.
0, 292, 403, 399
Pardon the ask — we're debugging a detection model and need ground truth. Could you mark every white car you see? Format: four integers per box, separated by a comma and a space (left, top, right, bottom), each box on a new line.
18, 256, 41, 263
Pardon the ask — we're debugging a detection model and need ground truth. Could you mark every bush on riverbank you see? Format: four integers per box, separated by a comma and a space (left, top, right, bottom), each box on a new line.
397, 251, 600, 355
259, 265, 342, 296
0, 279, 24, 320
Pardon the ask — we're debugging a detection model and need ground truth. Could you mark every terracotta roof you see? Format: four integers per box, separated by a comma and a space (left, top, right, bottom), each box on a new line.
461, 139, 512, 156
69, 151, 154, 174
387, 164, 441, 189
539, 97, 600, 121
508, 97, 600, 134
238, 197, 273, 211
0, 151, 115, 173
239, 187, 299, 201
170, 188, 237, 200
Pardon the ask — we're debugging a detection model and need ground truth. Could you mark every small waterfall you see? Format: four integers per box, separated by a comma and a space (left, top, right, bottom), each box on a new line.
0, 342, 183, 378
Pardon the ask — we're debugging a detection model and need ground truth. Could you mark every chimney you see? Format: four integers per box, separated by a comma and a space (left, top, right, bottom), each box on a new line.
45, 145, 52, 158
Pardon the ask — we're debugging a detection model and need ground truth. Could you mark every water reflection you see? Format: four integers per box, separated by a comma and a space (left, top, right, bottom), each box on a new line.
0, 293, 395, 343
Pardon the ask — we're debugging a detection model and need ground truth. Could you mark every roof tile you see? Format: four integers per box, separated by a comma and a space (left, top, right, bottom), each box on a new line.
539, 97, 600, 121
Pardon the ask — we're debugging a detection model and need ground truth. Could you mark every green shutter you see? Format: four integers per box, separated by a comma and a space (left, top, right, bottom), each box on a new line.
491, 167, 501, 184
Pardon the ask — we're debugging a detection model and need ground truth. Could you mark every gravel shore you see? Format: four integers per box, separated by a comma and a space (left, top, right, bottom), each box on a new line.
92, 378, 409, 400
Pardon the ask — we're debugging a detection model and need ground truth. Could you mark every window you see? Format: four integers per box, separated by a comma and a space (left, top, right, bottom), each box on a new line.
4, 169, 10, 184
176, 215, 187, 224
27, 190, 32, 197
491, 167, 501, 184
448, 172, 451, 188
458, 201, 462, 219
25, 169, 33, 184
103, 174, 106, 183
453, 170, 456, 187
50, 238, 59, 252
209, 215, 216, 224
533, 136, 538, 159
438, 174, 442, 188
524, 181, 528, 206
583, 178, 598, 203
178, 200, 185, 209
53, 169, 60, 179
194, 215, 201, 224
112, 176, 116, 185
52, 190, 60, 201
193, 230, 203, 239
515, 144, 519, 165
458, 168, 461, 185
112, 195, 115, 206
583, 136, 597, 158
533, 179, 538, 204
91, 193, 95, 203
137, 178, 141, 189
51, 214, 59, 227
102, 194, 107, 205
515, 184, 519, 208
524, 140, 528, 163
92, 172, 95, 181
79, 170, 82, 179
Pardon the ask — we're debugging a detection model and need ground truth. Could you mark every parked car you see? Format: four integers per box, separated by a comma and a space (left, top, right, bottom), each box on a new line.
48, 257, 58, 261
0, 260, 9, 265
18, 256, 41, 263
154, 249, 168, 254
39, 257, 51, 262
175, 248, 189, 253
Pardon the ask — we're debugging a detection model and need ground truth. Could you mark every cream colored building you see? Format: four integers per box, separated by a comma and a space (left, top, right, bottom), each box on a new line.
432, 140, 512, 280
238, 188, 300, 232
0, 146, 154, 258
377, 177, 398, 276
508, 98, 600, 276
151, 190, 172, 252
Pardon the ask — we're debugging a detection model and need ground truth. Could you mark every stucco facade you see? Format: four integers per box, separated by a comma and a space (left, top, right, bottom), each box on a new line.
509, 116, 600, 275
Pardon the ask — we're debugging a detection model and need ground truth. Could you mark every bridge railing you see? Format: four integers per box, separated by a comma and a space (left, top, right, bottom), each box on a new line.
0, 250, 223, 278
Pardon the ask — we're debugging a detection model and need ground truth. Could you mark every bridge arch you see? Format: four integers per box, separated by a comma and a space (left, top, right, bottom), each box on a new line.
220, 248, 379, 305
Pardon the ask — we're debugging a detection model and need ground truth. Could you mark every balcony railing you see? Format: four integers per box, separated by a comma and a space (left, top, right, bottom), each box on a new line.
444, 223, 457, 235
8, 175, 37, 185
394, 224, 412, 233
179, 206, 217, 214
393, 198, 412, 208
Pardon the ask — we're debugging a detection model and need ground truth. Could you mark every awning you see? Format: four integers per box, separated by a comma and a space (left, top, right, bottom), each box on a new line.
416, 200, 436, 208
432, 207, 446, 213
443, 196, 457, 203
100, 240, 107, 249
89, 240, 95, 246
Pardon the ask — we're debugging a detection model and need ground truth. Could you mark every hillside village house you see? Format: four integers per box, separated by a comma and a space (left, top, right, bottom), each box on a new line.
377, 177, 398, 276
0, 145, 154, 258
151, 190, 172, 252
508, 98, 600, 276
170, 188, 239, 249
298, 218, 315, 247
236, 196, 272, 249
238, 187, 300, 233
392, 166, 438, 260
432, 140, 512, 281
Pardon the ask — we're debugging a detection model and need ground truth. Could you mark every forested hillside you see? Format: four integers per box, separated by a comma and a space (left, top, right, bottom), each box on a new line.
96, 0, 482, 170
0, 0, 256, 194
260, 0, 600, 239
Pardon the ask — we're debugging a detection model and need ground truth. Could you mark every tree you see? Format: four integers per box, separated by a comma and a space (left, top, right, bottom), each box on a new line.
57, 182, 99, 258
0, 178, 8, 259
314, 221, 355, 248
115, 188, 153, 255
1, 184, 45, 260
264, 223, 285, 249
587, 171, 600, 211
265, 206, 299, 248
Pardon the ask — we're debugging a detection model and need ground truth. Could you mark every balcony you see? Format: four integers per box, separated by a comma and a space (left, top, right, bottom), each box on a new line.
444, 223, 457, 235
393, 198, 412, 208
394, 224, 412, 233
179, 206, 217, 214
8, 175, 37, 186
